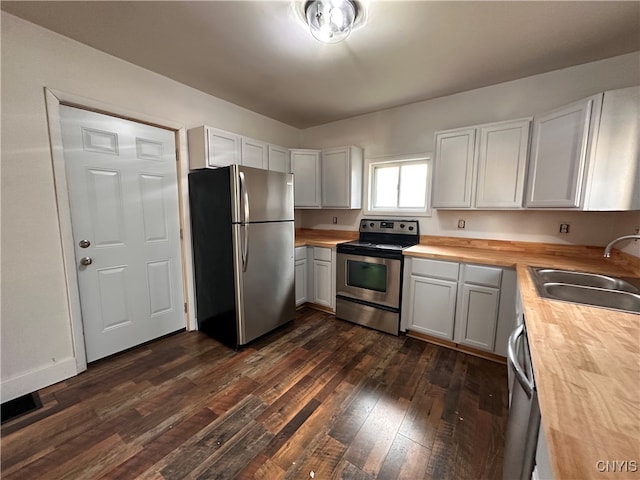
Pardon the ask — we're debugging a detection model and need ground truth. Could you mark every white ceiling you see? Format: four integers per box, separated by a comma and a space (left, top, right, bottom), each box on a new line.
3, 1, 639, 128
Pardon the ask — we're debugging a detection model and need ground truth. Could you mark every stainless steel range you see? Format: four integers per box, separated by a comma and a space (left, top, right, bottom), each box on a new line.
336, 219, 419, 335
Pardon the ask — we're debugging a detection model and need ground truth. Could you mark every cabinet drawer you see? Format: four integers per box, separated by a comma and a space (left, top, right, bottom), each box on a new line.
463, 264, 502, 287
411, 258, 459, 281
295, 246, 307, 261
314, 247, 332, 262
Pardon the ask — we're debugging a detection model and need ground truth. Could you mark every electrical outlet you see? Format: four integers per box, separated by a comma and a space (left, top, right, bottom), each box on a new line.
332, 216, 337, 224
559, 223, 570, 234
457, 219, 465, 229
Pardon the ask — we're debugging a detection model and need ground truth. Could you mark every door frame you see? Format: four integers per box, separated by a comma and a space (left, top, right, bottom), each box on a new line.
44, 88, 196, 373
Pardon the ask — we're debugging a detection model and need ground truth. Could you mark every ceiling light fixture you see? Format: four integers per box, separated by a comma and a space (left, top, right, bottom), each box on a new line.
304, 0, 361, 44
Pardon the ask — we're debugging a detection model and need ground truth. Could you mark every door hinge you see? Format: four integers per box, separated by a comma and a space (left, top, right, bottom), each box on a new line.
184, 302, 188, 313
180, 228, 183, 240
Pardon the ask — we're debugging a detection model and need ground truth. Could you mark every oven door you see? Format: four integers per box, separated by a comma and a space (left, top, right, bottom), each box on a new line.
336, 252, 401, 309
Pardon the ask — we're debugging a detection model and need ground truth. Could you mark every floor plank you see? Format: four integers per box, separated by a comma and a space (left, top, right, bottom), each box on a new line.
1, 307, 508, 479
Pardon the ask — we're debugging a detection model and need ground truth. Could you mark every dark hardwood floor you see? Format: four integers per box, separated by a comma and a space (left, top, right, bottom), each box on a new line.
1, 307, 509, 479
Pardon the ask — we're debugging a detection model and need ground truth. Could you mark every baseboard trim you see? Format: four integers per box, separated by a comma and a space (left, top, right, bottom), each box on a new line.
406, 330, 506, 365
1, 357, 78, 403
305, 303, 336, 315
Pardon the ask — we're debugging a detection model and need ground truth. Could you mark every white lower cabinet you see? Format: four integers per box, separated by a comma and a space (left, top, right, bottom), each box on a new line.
454, 265, 502, 350
402, 257, 516, 356
313, 260, 333, 307
309, 247, 336, 311
408, 276, 458, 338
295, 246, 307, 307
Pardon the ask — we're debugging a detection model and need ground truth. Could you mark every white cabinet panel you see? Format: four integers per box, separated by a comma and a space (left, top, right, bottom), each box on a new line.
408, 275, 458, 339
454, 283, 500, 351
476, 119, 530, 208
494, 269, 517, 357
206, 127, 241, 168
432, 128, 476, 208
268, 144, 290, 173
526, 96, 598, 207
321, 146, 363, 209
295, 247, 307, 307
188, 126, 241, 169
241, 137, 268, 169
411, 258, 459, 281
291, 149, 321, 208
308, 247, 335, 311
313, 260, 333, 308
313, 246, 332, 261
295, 245, 307, 261
463, 264, 502, 288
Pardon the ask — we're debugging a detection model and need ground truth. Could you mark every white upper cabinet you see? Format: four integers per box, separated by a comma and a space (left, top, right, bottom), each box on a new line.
292, 146, 363, 209
321, 146, 363, 209
241, 137, 268, 169
188, 126, 241, 169
268, 144, 290, 173
433, 119, 531, 209
291, 149, 322, 208
432, 128, 476, 208
526, 88, 639, 211
583, 86, 640, 211
525, 95, 600, 208
189, 126, 285, 172
476, 119, 531, 208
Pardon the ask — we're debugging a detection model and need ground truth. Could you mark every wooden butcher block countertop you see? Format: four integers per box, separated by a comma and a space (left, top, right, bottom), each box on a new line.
295, 228, 357, 248
404, 236, 640, 480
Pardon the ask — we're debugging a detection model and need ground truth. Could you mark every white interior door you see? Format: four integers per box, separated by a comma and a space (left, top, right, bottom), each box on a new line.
60, 106, 185, 362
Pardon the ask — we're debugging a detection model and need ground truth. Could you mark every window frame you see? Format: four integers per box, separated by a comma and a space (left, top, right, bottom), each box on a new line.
365, 153, 432, 217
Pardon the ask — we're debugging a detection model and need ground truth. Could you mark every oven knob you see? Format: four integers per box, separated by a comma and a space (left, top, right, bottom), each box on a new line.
361, 223, 366, 228
400, 223, 405, 228
409, 226, 414, 231
369, 222, 374, 227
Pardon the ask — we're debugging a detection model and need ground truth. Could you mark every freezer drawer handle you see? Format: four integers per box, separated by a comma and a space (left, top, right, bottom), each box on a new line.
507, 324, 534, 397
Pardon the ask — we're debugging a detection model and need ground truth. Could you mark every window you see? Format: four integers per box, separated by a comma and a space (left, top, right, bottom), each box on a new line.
368, 156, 431, 214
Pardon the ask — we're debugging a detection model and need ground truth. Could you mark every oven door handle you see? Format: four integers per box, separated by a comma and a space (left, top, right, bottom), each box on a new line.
507, 324, 534, 397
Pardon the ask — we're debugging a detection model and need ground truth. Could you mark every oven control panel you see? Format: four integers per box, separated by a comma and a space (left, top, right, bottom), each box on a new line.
359, 219, 419, 235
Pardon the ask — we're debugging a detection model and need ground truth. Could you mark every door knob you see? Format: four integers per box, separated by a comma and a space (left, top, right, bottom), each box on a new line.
79, 239, 91, 248
80, 257, 93, 266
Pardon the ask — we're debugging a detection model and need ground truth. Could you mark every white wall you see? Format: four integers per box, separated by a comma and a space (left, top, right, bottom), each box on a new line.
0, 12, 300, 402
299, 52, 640, 256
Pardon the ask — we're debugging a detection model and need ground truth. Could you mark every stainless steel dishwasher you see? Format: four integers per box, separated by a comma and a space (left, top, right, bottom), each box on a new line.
503, 321, 541, 480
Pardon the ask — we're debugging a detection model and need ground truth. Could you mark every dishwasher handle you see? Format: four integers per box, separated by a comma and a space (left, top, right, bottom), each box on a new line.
507, 324, 534, 398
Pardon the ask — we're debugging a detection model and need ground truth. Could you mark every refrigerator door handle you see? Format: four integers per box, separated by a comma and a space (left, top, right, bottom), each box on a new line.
243, 224, 250, 272
507, 324, 534, 397
240, 171, 250, 225
239, 172, 250, 271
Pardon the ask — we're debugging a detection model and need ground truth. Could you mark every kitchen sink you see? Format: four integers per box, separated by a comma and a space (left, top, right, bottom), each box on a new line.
530, 267, 640, 314
534, 268, 639, 293
542, 283, 640, 312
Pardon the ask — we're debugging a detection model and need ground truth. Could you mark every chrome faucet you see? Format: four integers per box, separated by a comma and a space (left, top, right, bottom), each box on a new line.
603, 234, 640, 258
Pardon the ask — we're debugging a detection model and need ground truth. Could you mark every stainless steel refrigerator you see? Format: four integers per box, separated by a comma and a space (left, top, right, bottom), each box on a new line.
188, 165, 295, 348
